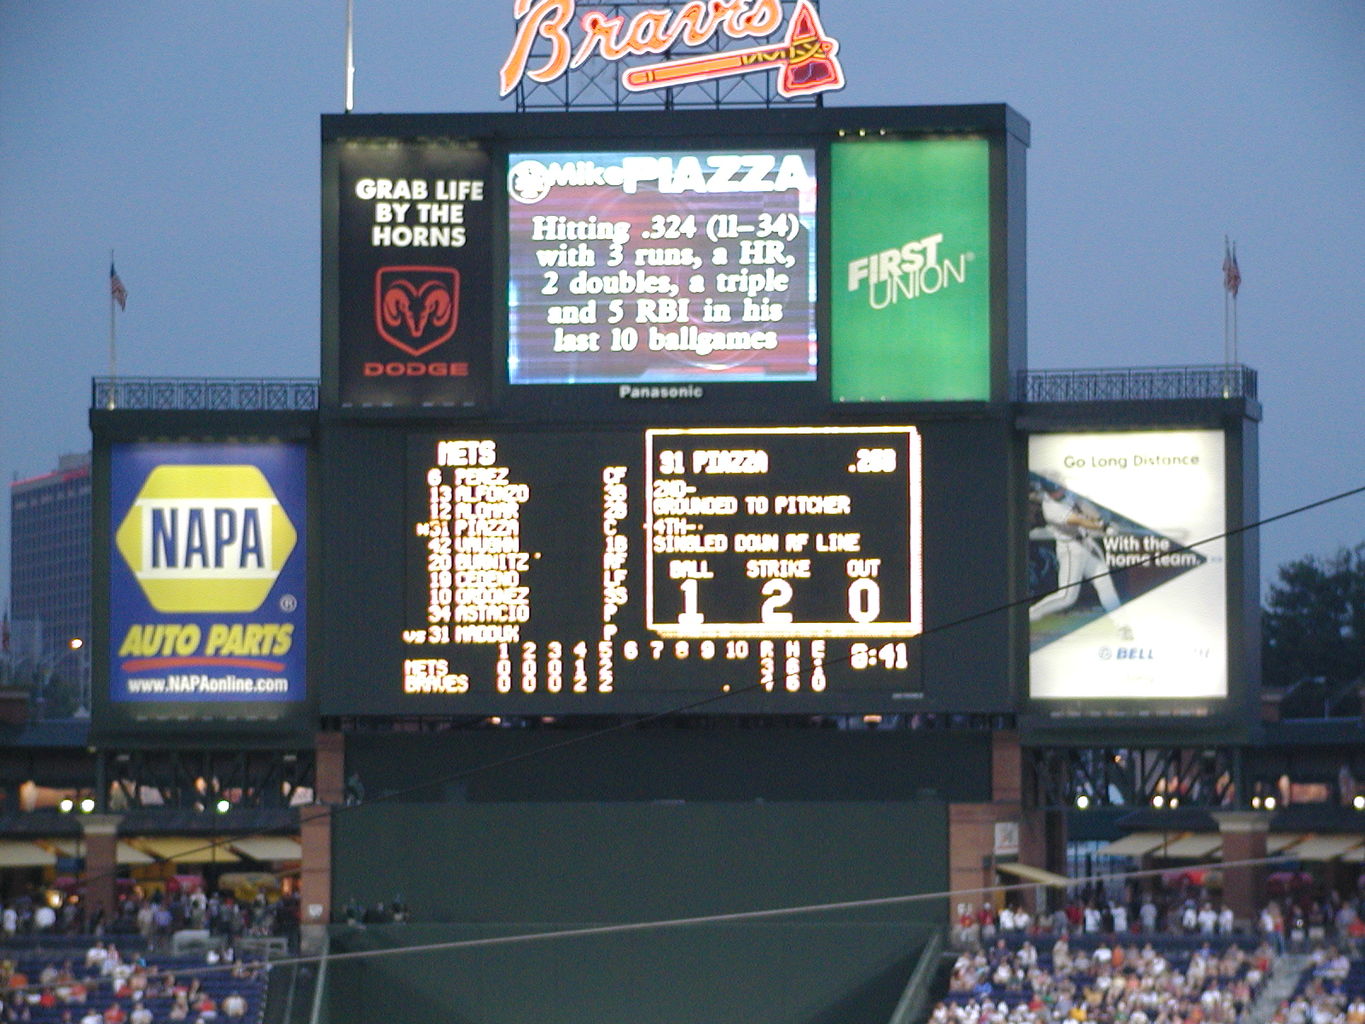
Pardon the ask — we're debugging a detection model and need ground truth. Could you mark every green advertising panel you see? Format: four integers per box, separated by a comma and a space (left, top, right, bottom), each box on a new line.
831, 138, 991, 402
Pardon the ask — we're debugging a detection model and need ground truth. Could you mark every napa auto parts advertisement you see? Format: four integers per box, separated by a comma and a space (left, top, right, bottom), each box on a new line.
109, 442, 307, 704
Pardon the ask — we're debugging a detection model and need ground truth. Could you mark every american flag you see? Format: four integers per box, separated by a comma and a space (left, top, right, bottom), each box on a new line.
110, 262, 128, 310
1222, 242, 1241, 298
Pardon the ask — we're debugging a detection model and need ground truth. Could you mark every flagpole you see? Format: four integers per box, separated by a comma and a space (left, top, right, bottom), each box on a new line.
108, 248, 117, 409
1230, 241, 1238, 367
345, 0, 355, 112
1221, 237, 1242, 397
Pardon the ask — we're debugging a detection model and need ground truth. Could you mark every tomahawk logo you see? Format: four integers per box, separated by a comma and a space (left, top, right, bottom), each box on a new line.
375, 266, 460, 357
116, 464, 298, 613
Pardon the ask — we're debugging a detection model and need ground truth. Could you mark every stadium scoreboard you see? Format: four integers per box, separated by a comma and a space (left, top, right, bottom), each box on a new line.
89, 103, 1257, 739
322, 417, 1013, 715
316, 105, 1028, 716
402, 426, 921, 702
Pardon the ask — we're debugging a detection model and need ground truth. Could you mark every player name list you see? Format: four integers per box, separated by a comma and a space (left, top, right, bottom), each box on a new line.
402, 427, 923, 701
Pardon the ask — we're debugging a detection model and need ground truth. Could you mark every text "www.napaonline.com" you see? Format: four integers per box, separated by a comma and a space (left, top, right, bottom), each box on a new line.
126, 676, 289, 694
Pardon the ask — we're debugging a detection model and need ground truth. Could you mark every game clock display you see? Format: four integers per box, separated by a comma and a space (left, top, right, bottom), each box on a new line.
400, 426, 923, 709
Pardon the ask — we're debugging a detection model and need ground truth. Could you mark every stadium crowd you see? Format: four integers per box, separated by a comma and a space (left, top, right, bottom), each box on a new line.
0, 941, 266, 1024
954, 884, 1365, 953
935, 932, 1271, 1024
935, 874, 1365, 1024
0, 890, 296, 949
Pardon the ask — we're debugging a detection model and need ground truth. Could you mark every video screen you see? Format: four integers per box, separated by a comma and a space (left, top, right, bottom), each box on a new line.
507, 149, 817, 385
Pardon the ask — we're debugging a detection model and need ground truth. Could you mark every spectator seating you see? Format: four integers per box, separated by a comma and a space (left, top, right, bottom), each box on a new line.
1, 946, 267, 1024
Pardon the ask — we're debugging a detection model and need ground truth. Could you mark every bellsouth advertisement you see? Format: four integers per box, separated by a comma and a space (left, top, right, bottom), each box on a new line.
1027, 429, 1227, 702
109, 443, 307, 706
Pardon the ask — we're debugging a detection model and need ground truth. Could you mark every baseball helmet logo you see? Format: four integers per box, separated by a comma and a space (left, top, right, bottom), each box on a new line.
375, 266, 460, 357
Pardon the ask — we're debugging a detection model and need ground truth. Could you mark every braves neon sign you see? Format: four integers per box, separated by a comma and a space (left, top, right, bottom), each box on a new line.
500, 0, 845, 99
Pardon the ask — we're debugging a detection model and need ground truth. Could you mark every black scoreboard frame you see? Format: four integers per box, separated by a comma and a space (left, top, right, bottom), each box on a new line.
316, 103, 1030, 717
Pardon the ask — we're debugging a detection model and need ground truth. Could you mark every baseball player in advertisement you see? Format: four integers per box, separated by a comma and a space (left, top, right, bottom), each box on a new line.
1028, 477, 1121, 622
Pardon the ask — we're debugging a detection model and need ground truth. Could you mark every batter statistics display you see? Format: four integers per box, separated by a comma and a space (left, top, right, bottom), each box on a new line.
506, 149, 817, 384
401, 426, 922, 710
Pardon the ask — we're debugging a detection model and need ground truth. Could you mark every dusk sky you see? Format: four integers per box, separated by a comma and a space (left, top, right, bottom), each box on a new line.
1, 1, 1362, 604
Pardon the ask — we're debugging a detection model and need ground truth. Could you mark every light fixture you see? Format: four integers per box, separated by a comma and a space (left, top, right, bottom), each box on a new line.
1152, 794, 1165, 809
1264, 795, 1277, 810
79, 797, 95, 813
1353, 795, 1365, 811
59, 798, 75, 813
1075, 794, 1090, 810
215, 798, 231, 814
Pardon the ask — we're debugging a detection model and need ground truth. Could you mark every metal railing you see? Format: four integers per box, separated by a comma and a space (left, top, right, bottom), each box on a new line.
1017, 364, 1257, 403
92, 378, 318, 411
91, 366, 1255, 411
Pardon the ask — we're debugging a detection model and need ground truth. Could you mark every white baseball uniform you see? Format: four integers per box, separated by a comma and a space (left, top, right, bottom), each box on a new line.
1029, 492, 1120, 621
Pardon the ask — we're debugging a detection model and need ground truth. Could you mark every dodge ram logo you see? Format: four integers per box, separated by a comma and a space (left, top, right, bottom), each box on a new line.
375, 266, 460, 356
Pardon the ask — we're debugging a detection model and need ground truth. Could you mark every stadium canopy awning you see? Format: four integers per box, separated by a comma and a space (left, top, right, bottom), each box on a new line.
996, 862, 1071, 887
1096, 832, 1166, 857
228, 836, 302, 862
127, 836, 241, 864
0, 840, 57, 867
1162, 834, 1223, 859
1098, 830, 1352, 861
117, 842, 156, 865
1281, 835, 1364, 861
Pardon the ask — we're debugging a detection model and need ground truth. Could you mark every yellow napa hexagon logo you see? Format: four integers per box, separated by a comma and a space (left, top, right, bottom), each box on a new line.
115, 465, 297, 613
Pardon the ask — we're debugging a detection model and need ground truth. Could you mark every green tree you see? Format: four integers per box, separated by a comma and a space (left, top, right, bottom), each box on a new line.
1262, 543, 1365, 711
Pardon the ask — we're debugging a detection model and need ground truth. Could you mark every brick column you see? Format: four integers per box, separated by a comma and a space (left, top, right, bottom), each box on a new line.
992, 731, 1023, 804
1215, 811, 1269, 928
299, 732, 344, 955
946, 734, 1053, 928
80, 814, 122, 925
949, 803, 1003, 928
997, 731, 1055, 914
